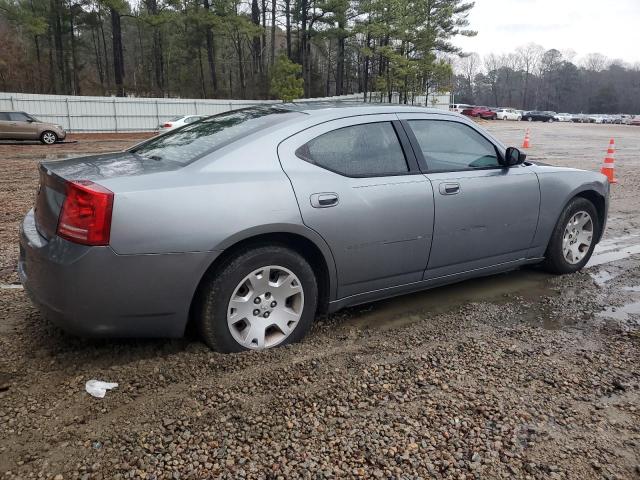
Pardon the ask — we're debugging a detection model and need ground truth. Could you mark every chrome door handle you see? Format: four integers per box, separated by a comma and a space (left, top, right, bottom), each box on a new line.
310, 192, 339, 208
439, 182, 460, 195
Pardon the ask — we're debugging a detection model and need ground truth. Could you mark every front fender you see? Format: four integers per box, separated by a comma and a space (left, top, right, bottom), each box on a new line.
529, 166, 609, 257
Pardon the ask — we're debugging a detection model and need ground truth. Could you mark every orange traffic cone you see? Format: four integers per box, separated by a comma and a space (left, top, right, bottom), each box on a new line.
522, 128, 531, 149
600, 138, 617, 184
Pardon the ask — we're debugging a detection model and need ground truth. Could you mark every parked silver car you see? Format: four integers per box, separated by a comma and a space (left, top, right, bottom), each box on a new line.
19, 104, 609, 352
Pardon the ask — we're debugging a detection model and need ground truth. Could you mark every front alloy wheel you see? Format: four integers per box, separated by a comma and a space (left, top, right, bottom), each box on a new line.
41, 131, 58, 145
562, 211, 593, 264
542, 197, 599, 274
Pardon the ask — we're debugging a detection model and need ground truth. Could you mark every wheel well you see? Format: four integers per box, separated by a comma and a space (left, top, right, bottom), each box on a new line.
188, 232, 331, 332
574, 190, 606, 242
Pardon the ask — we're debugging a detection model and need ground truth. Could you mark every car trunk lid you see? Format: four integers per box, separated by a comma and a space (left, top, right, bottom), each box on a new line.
33, 152, 182, 240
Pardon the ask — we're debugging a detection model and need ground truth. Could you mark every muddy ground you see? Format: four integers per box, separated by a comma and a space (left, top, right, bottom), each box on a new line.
1, 123, 639, 480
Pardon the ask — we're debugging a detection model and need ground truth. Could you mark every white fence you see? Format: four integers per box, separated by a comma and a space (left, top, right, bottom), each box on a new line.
0, 93, 365, 132
0, 91, 448, 132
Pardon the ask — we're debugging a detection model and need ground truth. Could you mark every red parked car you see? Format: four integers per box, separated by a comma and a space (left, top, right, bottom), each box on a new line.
630, 116, 640, 126
461, 106, 498, 120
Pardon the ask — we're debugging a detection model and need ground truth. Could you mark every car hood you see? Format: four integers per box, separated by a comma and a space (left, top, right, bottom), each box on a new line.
40, 151, 184, 182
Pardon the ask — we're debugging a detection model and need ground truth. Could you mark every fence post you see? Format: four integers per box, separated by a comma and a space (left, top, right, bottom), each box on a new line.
194, 100, 198, 114
65, 98, 71, 131
155, 100, 160, 127
10, 95, 15, 110
228, 102, 233, 112
113, 98, 118, 133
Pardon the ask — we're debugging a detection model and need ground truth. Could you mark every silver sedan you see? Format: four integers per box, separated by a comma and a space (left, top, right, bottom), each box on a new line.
19, 104, 609, 351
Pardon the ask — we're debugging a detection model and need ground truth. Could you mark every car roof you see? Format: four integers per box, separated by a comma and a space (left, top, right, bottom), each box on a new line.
277, 102, 459, 119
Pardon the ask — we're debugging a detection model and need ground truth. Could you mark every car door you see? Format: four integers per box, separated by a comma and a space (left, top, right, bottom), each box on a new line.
398, 114, 541, 279
0, 112, 19, 139
7, 112, 36, 139
278, 115, 435, 298
0, 112, 13, 140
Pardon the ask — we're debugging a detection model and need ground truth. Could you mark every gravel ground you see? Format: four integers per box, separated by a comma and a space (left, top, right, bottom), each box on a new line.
1, 125, 639, 480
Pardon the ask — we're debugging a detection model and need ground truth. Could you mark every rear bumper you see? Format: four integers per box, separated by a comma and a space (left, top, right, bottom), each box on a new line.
19, 210, 219, 337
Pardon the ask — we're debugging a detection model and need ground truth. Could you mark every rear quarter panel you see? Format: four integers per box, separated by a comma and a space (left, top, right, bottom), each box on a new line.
528, 165, 609, 257
102, 135, 304, 255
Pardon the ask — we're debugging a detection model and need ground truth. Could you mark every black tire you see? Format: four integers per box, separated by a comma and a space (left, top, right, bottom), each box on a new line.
542, 197, 600, 274
196, 245, 318, 352
40, 131, 58, 145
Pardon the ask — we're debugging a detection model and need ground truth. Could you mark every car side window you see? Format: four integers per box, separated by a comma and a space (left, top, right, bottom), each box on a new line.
0, 112, 10, 121
9, 112, 30, 122
408, 120, 500, 172
295, 122, 408, 177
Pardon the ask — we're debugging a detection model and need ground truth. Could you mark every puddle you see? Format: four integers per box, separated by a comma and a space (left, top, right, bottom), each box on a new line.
587, 233, 640, 267
340, 269, 556, 331
622, 285, 640, 292
598, 302, 640, 321
587, 244, 640, 267
0, 284, 23, 290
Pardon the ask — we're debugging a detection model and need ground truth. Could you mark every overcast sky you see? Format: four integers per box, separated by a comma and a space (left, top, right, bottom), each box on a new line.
453, 0, 640, 65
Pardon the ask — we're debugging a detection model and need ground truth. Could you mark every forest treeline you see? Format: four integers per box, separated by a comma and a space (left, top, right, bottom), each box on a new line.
453, 47, 640, 114
0, 0, 475, 100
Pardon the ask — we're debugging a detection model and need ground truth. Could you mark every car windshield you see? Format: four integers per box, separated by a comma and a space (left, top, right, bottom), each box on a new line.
132, 106, 299, 165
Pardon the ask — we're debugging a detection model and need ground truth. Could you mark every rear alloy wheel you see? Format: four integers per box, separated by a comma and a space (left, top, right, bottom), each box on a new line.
528, 117, 533, 122
548, 118, 554, 123
197, 246, 318, 352
542, 197, 599, 274
40, 131, 58, 145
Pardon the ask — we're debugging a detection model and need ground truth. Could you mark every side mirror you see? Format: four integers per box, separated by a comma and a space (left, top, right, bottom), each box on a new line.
504, 147, 526, 167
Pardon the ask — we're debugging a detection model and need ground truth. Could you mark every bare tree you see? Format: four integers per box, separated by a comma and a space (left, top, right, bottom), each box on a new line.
515, 43, 544, 109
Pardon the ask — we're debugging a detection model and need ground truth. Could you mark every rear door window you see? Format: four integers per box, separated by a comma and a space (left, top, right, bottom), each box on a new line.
295, 122, 408, 177
0, 112, 9, 121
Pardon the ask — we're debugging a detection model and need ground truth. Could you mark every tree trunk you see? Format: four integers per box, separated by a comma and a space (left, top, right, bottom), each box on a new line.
270, 0, 276, 67
335, 19, 345, 96
99, 13, 111, 87
110, 7, 125, 97
51, 0, 66, 94
91, 27, 105, 92
69, 5, 81, 95
284, 0, 291, 60
251, 0, 261, 73
202, 0, 218, 95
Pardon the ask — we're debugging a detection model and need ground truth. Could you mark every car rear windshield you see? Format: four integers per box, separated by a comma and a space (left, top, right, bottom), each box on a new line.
131, 106, 301, 165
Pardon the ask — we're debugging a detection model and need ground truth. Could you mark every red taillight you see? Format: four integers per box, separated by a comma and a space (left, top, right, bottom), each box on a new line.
163, 123, 172, 128
57, 180, 114, 246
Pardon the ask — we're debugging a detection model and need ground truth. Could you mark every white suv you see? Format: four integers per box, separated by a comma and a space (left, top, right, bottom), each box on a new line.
495, 108, 522, 121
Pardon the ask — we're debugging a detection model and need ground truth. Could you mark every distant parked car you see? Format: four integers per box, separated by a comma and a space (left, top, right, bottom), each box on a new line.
522, 111, 556, 122
0, 111, 66, 144
158, 115, 207, 132
495, 108, 522, 121
449, 104, 472, 113
571, 114, 587, 123
630, 116, 640, 126
461, 106, 497, 120
554, 113, 573, 122
619, 114, 633, 125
